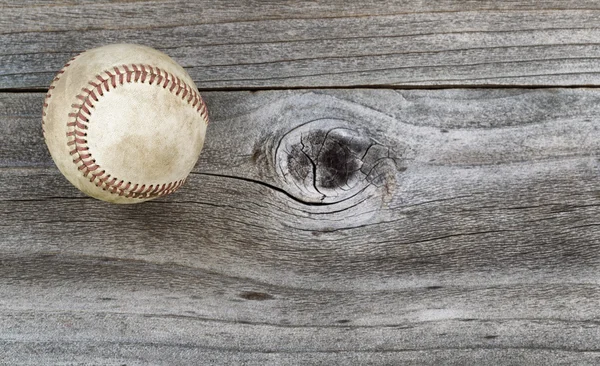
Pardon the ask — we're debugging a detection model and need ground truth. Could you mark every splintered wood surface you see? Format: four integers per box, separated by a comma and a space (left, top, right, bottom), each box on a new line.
1, 1, 600, 365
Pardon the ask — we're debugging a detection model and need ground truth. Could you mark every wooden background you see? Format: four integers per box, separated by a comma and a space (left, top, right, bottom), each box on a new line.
1, 1, 600, 364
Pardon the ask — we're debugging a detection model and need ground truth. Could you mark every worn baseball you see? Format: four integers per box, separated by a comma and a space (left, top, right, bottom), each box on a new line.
42, 44, 208, 203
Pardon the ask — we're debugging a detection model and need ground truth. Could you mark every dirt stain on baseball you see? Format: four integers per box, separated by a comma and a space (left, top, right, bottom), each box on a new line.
114, 134, 179, 182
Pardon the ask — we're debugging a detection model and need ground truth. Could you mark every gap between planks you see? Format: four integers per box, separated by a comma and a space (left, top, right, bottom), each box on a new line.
6, 84, 600, 93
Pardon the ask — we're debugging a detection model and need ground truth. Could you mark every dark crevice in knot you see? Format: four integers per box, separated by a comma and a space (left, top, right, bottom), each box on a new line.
275, 119, 406, 204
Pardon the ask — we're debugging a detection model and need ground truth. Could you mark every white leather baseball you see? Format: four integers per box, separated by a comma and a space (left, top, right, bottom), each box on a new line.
43, 44, 208, 203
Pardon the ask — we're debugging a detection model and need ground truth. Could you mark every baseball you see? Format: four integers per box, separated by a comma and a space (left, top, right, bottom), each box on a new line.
42, 44, 208, 203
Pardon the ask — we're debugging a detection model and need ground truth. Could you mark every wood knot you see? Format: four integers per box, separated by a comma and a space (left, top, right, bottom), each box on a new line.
275, 119, 404, 204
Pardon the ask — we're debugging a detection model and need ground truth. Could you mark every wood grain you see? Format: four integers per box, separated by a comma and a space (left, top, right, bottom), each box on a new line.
1, 89, 599, 364
5, 1, 600, 89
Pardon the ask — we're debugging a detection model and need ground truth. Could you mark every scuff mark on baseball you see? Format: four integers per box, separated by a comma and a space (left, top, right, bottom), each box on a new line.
42, 44, 209, 203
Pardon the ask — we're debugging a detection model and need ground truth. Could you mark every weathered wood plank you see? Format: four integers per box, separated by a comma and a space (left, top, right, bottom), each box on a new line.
0, 89, 599, 364
4, 1, 600, 88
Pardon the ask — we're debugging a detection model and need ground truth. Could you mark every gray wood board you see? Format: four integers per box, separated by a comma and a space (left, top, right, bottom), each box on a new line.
5, 1, 600, 89
0, 89, 599, 364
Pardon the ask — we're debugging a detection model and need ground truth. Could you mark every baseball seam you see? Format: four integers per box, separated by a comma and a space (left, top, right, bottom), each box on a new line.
63, 63, 209, 199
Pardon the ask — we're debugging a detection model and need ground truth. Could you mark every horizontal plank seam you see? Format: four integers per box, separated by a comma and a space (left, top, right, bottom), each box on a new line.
9, 50, 600, 81
9, 84, 600, 94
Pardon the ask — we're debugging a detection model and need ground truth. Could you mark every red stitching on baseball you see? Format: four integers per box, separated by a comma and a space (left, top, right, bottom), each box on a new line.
65, 63, 209, 199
